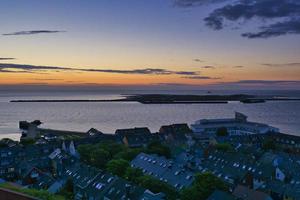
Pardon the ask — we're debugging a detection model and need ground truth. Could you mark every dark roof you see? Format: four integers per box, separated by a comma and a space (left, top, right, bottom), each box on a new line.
206, 190, 235, 200
87, 128, 103, 136
233, 185, 271, 200
115, 127, 151, 137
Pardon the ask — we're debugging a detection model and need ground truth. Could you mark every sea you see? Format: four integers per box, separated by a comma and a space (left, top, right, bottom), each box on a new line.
1, 89, 300, 140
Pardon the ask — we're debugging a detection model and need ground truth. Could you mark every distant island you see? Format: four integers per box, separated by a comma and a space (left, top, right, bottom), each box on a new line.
10, 94, 300, 104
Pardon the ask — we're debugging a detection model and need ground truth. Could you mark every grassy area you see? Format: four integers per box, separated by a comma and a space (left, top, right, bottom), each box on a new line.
0, 183, 65, 200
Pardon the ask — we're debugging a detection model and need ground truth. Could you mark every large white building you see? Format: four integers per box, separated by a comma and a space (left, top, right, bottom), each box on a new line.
191, 112, 279, 136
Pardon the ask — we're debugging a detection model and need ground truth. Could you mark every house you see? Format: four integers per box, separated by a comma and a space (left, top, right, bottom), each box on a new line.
64, 163, 164, 200
265, 180, 300, 200
233, 185, 273, 200
268, 133, 300, 154
131, 153, 194, 190
159, 124, 191, 144
22, 167, 55, 190
115, 127, 158, 148
206, 190, 235, 200
201, 150, 259, 187
86, 128, 103, 137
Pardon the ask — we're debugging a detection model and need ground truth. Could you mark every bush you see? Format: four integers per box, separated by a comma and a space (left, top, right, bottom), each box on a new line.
106, 159, 130, 177
215, 143, 233, 152
146, 141, 171, 158
124, 167, 143, 182
181, 173, 228, 200
262, 139, 277, 150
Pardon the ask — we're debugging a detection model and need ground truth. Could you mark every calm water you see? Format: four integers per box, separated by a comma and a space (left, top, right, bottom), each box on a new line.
1, 90, 300, 140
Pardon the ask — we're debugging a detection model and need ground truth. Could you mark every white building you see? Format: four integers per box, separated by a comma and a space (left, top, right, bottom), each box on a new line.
191, 112, 279, 136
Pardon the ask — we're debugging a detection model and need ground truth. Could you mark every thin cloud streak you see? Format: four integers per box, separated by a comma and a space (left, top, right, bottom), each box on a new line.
182, 75, 221, 79
220, 80, 300, 85
0, 63, 199, 76
2, 30, 66, 36
193, 59, 204, 62
0, 58, 15, 60
262, 62, 300, 67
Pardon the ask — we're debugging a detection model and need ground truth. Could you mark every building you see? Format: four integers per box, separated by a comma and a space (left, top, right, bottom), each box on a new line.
159, 124, 191, 144
131, 153, 194, 190
191, 112, 279, 136
233, 185, 273, 200
206, 190, 235, 200
63, 163, 164, 200
115, 128, 159, 148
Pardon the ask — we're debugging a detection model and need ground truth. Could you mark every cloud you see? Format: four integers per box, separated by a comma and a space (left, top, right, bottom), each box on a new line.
0, 58, 15, 60
227, 80, 300, 85
233, 65, 244, 68
174, 0, 228, 7
178, 0, 300, 38
182, 75, 221, 79
33, 78, 63, 81
193, 58, 204, 62
0, 63, 199, 76
200, 65, 215, 69
0, 63, 72, 73
242, 19, 300, 38
80, 68, 199, 75
2, 30, 66, 36
262, 62, 300, 67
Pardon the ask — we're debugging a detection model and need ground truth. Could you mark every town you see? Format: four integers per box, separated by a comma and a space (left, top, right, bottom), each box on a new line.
0, 112, 300, 200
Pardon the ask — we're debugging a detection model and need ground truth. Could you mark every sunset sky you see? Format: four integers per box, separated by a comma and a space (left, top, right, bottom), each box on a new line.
0, 0, 300, 89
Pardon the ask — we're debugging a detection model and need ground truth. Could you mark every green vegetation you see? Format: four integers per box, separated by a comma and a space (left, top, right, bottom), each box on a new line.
146, 141, 171, 158
262, 139, 277, 150
77, 141, 171, 169
0, 138, 16, 148
136, 175, 178, 200
215, 143, 233, 152
106, 159, 130, 177
0, 183, 65, 200
124, 167, 143, 183
19, 138, 36, 146
77, 140, 176, 199
216, 127, 228, 137
180, 173, 228, 200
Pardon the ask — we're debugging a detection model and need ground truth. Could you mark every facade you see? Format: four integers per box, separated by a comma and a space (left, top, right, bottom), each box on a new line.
191, 112, 279, 136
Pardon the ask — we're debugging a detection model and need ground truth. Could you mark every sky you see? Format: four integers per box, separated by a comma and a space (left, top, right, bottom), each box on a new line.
0, 0, 300, 90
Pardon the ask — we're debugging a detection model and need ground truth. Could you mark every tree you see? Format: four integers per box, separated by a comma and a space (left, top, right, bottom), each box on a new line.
216, 127, 228, 137
78, 144, 111, 169
215, 143, 233, 152
181, 173, 228, 200
262, 139, 277, 150
0, 138, 16, 148
91, 149, 110, 169
106, 159, 130, 177
124, 167, 143, 182
114, 148, 143, 161
146, 141, 171, 158
20, 138, 36, 146
78, 144, 94, 163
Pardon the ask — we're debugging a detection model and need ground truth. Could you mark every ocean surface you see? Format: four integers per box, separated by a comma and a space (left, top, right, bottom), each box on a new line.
1, 90, 300, 140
